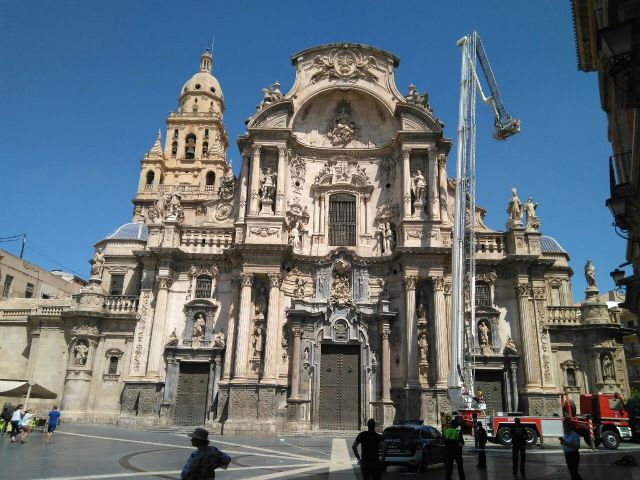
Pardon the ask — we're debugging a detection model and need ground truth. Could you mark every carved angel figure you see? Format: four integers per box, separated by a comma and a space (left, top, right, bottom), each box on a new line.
258, 81, 283, 109
412, 170, 427, 204
192, 313, 206, 340
73, 342, 89, 366
504, 337, 518, 355
212, 331, 226, 348
293, 277, 306, 299
167, 191, 183, 219
327, 115, 355, 146
90, 248, 105, 277
405, 84, 431, 110
166, 328, 179, 346
584, 259, 597, 288
506, 187, 523, 227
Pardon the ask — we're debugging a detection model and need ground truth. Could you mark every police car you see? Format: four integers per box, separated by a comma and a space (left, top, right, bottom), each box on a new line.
382, 422, 445, 472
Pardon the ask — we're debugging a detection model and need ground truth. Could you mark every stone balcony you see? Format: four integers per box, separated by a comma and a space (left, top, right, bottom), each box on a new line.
547, 306, 581, 326
103, 295, 139, 313
136, 183, 216, 201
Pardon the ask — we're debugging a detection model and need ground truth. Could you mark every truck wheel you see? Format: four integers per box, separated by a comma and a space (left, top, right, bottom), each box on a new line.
497, 427, 512, 446
601, 431, 621, 450
525, 427, 538, 447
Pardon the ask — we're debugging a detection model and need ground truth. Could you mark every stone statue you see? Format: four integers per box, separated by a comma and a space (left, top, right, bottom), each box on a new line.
506, 187, 523, 227
293, 277, 306, 299
260, 168, 276, 200
584, 259, 597, 288
503, 337, 518, 355
258, 81, 283, 109
383, 223, 395, 254
378, 278, 390, 301
602, 353, 614, 380
412, 170, 427, 204
218, 171, 235, 200
327, 114, 355, 147
288, 221, 301, 252
90, 248, 105, 277
478, 322, 490, 346
212, 331, 225, 348
417, 303, 427, 322
418, 333, 429, 363
303, 346, 310, 363
524, 196, 540, 230
73, 342, 89, 366
166, 328, 178, 346
192, 313, 206, 340
167, 191, 183, 219
330, 273, 352, 305
155, 193, 167, 219
405, 84, 431, 110
252, 322, 265, 357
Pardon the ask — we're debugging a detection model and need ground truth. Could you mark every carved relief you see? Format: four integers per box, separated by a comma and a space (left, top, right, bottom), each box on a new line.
310, 48, 378, 83
249, 227, 280, 238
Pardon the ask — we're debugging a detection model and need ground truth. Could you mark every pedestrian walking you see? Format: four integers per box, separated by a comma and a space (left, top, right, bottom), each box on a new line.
510, 417, 527, 477
181, 427, 231, 480
46, 406, 61, 444
560, 418, 583, 480
443, 418, 466, 480
476, 421, 487, 469
1, 406, 11, 435
352, 418, 385, 480
20, 408, 34, 443
9, 404, 23, 443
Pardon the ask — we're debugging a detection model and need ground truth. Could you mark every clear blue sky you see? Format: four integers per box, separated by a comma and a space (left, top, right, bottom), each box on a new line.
0, 1, 623, 300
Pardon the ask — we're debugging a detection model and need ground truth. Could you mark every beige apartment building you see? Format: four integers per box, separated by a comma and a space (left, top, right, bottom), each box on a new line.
0, 45, 631, 433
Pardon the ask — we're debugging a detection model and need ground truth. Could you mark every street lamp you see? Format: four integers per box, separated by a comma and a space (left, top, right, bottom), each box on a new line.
611, 267, 626, 285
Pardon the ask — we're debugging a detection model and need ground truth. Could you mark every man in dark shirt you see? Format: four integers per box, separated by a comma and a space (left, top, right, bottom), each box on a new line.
352, 418, 384, 480
510, 418, 527, 477
181, 428, 231, 480
443, 418, 466, 480
475, 421, 487, 469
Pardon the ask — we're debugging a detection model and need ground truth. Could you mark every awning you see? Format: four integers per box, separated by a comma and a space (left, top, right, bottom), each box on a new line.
0, 380, 57, 399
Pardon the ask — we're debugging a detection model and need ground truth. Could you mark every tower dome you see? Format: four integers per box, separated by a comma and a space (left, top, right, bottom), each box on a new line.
179, 49, 224, 112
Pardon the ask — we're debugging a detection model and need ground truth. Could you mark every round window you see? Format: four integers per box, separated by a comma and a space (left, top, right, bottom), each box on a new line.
210, 87, 216, 93
195, 83, 201, 89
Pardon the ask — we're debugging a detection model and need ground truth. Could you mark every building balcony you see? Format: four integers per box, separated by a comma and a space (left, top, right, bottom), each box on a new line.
607, 152, 636, 232
103, 295, 139, 313
547, 306, 581, 326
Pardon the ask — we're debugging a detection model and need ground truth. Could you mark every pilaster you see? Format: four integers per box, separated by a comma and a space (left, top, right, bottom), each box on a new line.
261, 273, 282, 383
232, 273, 254, 380
432, 277, 448, 388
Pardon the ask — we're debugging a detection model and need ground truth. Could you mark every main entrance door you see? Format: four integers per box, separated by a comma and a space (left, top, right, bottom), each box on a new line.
319, 344, 360, 429
475, 370, 505, 414
175, 362, 209, 425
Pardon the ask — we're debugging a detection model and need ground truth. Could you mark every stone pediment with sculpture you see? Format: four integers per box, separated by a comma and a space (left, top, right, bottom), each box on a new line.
312, 157, 372, 190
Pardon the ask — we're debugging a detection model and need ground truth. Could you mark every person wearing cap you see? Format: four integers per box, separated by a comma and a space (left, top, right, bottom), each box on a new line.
181, 427, 231, 480
443, 418, 466, 480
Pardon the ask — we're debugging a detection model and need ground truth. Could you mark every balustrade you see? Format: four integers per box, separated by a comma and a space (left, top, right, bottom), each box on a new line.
103, 295, 139, 313
547, 306, 581, 325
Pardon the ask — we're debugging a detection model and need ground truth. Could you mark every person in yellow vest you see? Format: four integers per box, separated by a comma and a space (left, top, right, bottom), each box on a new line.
443, 418, 466, 480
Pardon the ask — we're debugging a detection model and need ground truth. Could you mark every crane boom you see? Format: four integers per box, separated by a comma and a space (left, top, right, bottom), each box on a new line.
448, 32, 520, 411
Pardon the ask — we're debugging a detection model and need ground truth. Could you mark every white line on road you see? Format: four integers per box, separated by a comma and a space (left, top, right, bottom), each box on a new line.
278, 437, 332, 456
32, 463, 330, 480
328, 438, 357, 480
210, 437, 326, 463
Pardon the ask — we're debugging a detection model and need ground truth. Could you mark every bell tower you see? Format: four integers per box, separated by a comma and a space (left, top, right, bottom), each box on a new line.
132, 49, 230, 224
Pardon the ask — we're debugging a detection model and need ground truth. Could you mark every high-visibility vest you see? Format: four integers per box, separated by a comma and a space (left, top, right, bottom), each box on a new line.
444, 428, 461, 441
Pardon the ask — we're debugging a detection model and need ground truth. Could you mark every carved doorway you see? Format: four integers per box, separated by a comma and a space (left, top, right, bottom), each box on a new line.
175, 362, 210, 425
319, 344, 360, 429
475, 370, 505, 415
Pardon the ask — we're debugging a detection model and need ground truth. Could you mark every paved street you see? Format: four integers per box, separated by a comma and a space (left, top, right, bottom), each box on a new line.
2, 424, 640, 479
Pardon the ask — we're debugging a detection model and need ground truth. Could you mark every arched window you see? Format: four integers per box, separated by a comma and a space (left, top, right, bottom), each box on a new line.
173, 129, 179, 140
566, 368, 576, 387
185, 134, 196, 159
205, 171, 215, 190
475, 283, 491, 307
195, 275, 212, 298
204, 129, 209, 139
171, 141, 178, 156
108, 356, 119, 375
328, 193, 356, 246
145, 170, 155, 187
202, 141, 209, 157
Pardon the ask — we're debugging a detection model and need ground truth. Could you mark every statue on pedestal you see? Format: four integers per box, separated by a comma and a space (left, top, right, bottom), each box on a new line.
584, 259, 597, 289
412, 170, 427, 205
165, 328, 179, 346
192, 313, 205, 342
602, 353, 614, 380
293, 277, 306, 299
73, 342, 89, 366
383, 223, 395, 254
90, 248, 105, 278
212, 331, 226, 348
167, 191, 183, 219
524, 196, 540, 230
506, 187, 523, 228
260, 168, 276, 201
288, 221, 302, 252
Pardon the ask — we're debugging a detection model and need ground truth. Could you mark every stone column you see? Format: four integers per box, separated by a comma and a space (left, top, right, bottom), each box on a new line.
275, 146, 286, 215
211, 354, 223, 417
290, 326, 303, 399
233, 273, 254, 379
428, 149, 440, 220
437, 154, 448, 223
313, 195, 319, 234
432, 277, 448, 388
261, 273, 282, 383
222, 278, 241, 380
238, 154, 249, 222
404, 276, 419, 386
381, 327, 392, 401
147, 276, 171, 377
516, 284, 541, 388
402, 148, 412, 218
532, 286, 552, 387
363, 194, 370, 234
319, 194, 325, 234
249, 145, 261, 215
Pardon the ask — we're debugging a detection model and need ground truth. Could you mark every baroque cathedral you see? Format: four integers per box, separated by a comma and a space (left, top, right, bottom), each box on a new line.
0, 44, 630, 434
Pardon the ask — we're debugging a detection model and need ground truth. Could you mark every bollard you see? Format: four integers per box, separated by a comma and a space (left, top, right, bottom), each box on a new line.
588, 418, 595, 451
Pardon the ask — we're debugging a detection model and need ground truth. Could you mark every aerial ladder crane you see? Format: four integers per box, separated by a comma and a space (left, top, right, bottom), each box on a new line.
448, 32, 520, 412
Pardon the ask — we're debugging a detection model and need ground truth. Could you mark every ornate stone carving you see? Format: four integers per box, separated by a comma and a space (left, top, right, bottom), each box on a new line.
132, 290, 151, 373
374, 199, 399, 225
72, 324, 99, 336
478, 321, 491, 356
405, 84, 432, 111
379, 155, 396, 183
191, 313, 206, 344
379, 223, 395, 254
289, 155, 306, 187
326, 101, 356, 147
503, 337, 518, 355
477, 271, 497, 285
515, 284, 531, 297
212, 331, 226, 348
404, 276, 417, 291
377, 278, 390, 301
218, 171, 235, 200
240, 273, 253, 287
432, 277, 445, 292
293, 277, 307, 299
249, 227, 280, 238
258, 81, 283, 110
73, 341, 89, 366
165, 328, 178, 346
215, 203, 233, 221
268, 273, 282, 288
260, 168, 276, 201
310, 48, 378, 83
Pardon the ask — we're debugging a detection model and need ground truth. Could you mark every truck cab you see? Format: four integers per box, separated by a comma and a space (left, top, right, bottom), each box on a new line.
564, 393, 631, 449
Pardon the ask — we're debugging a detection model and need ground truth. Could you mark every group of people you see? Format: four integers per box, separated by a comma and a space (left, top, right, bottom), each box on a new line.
350, 416, 584, 480
1, 404, 61, 444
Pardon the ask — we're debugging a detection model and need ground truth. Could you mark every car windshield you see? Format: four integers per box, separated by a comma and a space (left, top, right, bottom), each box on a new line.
383, 427, 419, 440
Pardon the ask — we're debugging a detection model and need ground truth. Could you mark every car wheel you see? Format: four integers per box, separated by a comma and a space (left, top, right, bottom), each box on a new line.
419, 449, 430, 472
497, 427, 512, 446
525, 427, 538, 447
601, 431, 621, 450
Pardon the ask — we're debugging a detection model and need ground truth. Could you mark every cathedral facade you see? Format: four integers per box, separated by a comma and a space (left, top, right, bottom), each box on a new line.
0, 44, 630, 434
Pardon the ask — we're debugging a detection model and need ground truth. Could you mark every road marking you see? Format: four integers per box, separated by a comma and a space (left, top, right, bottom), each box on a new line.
279, 437, 332, 456
32, 463, 330, 480
210, 437, 326, 463
57, 431, 322, 463
329, 438, 357, 479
